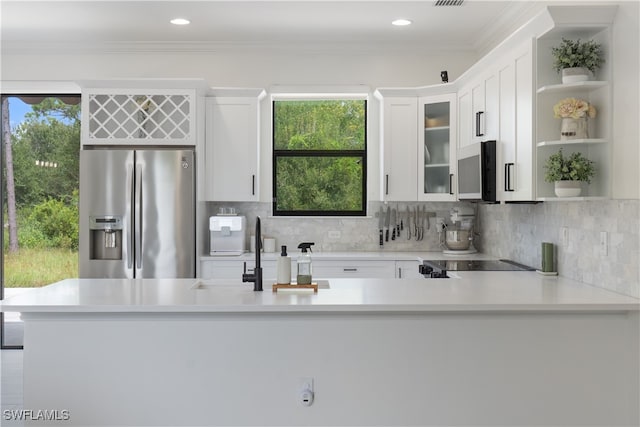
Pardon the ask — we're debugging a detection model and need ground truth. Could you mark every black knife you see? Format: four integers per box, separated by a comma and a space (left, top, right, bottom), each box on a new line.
378, 206, 384, 247
391, 208, 396, 240
384, 206, 390, 242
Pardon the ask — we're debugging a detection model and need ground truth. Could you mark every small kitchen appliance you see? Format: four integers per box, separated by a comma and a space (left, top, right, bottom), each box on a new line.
457, 140, 497, 202
440, 206, 477, 254
209, 215, 247, 256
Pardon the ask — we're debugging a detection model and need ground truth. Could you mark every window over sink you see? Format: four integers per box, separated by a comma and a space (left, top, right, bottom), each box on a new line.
272, 96, 367, 216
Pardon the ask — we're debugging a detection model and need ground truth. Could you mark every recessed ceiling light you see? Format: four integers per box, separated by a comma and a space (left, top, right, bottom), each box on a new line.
392, 19, 412, 26
170, 18, 191, 26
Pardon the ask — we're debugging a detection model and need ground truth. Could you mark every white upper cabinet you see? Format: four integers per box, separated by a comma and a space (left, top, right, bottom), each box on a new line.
483, 74, 499, 144
204, 91, 265, 201
373, 5, 622, 204
376, 86, 457, 202
457, 89, 472, 149
418, 93, 457, 201
458, 72, 498, 149
498, 39, 535, 202
379, 96, 418, 201
81, 85, 199, 146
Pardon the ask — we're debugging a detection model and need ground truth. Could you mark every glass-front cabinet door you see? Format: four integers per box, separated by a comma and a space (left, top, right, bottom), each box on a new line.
418, 94, 457, 201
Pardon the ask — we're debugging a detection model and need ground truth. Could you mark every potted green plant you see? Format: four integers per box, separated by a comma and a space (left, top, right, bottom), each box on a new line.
551, 38, 604, 83
544, 148, 596, 197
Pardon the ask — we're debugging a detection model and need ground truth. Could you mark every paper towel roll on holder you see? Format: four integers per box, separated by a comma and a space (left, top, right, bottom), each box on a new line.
537, 242, 558, 276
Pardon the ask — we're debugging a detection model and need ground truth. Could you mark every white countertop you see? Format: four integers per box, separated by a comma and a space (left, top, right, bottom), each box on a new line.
2, 272, 638, 313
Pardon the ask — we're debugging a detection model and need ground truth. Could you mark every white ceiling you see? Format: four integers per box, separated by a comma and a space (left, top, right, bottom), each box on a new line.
1, 1, 552, 53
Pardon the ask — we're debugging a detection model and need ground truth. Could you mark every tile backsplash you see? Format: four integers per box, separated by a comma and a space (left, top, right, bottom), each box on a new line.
476, 200, 640, 298
203, 200, 639, 298
204, 201, 472, 253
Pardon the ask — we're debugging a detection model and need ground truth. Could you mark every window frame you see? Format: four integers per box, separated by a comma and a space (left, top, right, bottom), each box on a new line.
271, 96, 367, 217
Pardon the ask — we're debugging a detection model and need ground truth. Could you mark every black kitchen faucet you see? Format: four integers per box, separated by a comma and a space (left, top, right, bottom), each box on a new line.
242, 216, 263, 291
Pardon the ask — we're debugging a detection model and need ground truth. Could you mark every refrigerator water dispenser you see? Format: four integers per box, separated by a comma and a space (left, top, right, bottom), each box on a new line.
89, 216, 123, 260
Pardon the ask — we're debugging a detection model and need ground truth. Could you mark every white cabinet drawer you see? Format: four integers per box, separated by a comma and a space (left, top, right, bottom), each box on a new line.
312, 260, 395, 279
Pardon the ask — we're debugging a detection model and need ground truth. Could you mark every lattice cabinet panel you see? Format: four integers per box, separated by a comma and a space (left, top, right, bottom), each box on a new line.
82, 89, 196, 145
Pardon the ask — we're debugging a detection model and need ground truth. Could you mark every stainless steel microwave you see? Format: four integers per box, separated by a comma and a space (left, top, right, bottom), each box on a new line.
457, 140, 497, 202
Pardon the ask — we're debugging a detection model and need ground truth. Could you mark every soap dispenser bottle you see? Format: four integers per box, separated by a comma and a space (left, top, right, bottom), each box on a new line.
296, 242, 314, 285
276, 245, 292, 284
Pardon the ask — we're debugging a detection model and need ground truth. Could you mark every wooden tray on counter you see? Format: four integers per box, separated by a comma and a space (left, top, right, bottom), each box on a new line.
272, 283, 318, 293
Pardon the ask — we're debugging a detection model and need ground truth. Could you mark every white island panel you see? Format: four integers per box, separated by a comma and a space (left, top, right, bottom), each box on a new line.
21, 310, 640, 426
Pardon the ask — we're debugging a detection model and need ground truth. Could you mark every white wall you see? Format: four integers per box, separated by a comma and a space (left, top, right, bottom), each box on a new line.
0, 49, 474, 88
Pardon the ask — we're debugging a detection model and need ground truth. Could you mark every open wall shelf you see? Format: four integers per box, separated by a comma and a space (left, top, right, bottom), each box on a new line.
535, 25, 612, 200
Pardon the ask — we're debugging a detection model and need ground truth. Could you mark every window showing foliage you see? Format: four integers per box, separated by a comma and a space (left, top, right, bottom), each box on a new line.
273, 99, 366, 216
2, 95, 80, 287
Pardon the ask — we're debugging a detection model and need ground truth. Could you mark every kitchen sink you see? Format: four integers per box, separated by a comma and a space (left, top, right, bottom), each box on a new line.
190, 280, 246, 290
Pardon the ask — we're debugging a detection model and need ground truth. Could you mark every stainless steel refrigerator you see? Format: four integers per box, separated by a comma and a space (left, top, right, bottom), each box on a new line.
79, 149, 195, 278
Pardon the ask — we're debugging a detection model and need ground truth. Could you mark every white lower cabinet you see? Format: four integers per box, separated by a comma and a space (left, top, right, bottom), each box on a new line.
395, 260, 423, 279
312, 260, 396, 279
200, 258, 398, 280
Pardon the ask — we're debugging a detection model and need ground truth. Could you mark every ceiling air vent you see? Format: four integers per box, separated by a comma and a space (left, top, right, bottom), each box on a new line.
434, 0, 465, 6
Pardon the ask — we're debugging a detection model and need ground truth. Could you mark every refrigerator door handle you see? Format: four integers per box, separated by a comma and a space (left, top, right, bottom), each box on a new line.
135, 165, 143, 270
127, 163, 134, 270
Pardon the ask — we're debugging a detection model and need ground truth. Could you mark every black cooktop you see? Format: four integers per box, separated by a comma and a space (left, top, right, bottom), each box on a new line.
422, 259, 534, 272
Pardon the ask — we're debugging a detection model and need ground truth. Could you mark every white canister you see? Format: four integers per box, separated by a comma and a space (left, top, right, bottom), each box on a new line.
263, 238, 276, 253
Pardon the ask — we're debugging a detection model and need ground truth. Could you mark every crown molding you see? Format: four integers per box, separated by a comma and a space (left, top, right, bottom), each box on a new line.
473, 2, 546, 56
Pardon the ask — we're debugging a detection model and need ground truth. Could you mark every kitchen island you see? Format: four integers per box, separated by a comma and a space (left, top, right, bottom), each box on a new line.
2, 274, 639, 426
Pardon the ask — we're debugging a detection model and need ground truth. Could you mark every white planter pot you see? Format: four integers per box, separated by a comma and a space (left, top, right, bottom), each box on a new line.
561, 67, 591, 84
560, 117, 588, 140
554, 181, 582, 197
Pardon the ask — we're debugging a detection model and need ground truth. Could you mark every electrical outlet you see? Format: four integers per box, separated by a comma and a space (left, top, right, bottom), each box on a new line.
328, 230, 341, 239
299, 377, 314, 406
561, 227, 569, 247
600, 231, 608, 256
